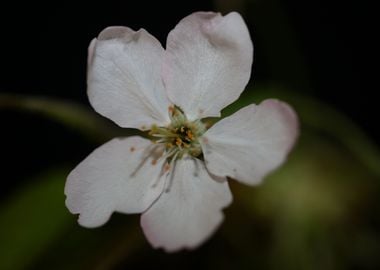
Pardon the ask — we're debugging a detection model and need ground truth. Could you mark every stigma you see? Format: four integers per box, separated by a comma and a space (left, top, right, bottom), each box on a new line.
149, 106, 206, 161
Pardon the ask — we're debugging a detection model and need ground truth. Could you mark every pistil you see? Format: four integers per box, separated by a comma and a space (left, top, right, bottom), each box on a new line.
149, 106, 206, 161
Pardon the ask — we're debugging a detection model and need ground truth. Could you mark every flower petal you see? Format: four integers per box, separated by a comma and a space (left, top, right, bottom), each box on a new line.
163, 12, 253, 120
88, 27, 171, 130
65, 136, 166, 228
201, 99, 299, 185
141, 158, 232, 252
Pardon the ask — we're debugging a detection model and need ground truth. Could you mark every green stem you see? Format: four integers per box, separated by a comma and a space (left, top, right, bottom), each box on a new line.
0, 93, 138, 142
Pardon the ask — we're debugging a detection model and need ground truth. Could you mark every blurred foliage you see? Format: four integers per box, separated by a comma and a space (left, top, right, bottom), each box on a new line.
0, 93, 135, 143
0, 169, 71, 269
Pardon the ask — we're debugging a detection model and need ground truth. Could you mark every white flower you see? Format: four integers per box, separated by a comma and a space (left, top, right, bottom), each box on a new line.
65, 11, 298, 252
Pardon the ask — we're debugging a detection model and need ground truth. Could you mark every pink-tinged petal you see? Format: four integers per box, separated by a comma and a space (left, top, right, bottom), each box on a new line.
87, 38, 96, 68
65, 136, 166, 228
201, 99, 299, 185
163, 12, 253, 120
141, 158, 232, 252
88, 27, 171, 130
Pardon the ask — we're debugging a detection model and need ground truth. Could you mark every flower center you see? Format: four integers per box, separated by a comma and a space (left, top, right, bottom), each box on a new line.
149, 106, 206, 161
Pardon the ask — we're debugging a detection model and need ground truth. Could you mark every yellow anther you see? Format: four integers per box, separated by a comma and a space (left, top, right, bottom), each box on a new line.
148, 106, 206, 160
175, 138, 183, 147
186, 130, 194, 140
164, 163, 171, 172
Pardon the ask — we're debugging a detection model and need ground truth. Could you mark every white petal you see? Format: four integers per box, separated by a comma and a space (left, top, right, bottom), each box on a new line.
141, 158, 232, 252
201, 99, 299, 185
88, 27, 171, 130
163, 12, 253, 120
65, 136, 166, 228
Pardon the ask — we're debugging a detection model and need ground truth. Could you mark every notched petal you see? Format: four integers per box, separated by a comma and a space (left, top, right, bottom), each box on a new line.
98, 26, 134, 40
163, 11, 253, 120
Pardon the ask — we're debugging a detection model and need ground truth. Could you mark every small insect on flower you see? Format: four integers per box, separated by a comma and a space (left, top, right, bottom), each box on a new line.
65, 11, 299, 252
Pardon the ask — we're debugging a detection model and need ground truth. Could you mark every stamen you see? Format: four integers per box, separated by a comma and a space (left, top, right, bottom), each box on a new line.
165, 153, 178, 193
151, 160, 170, 188
164, 163, 171, 172
130, 145, 161, 177
148, 106, 207, 167
175, 137, 183, 147
162, 147, 177, 160
186, 130, 194, 140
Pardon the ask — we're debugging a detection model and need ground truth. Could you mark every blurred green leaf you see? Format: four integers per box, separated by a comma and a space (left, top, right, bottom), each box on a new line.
0, 168, 145, 270
30, 215, 145, 270
0, 169, 72, 270
0, 93, 137, 142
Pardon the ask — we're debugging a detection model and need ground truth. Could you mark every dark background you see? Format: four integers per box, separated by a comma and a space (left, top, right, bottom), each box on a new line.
0, 0, 377, 269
